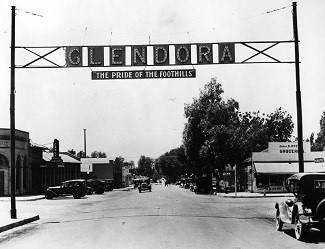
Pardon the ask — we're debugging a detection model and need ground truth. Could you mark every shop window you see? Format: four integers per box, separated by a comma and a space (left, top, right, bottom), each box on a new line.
256, 174, 268, 187
269, 175, 283, 186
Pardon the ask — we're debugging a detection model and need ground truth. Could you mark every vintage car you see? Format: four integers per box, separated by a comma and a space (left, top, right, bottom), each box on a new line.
45, 179, 88, 199
86, 179, 105, 194
138, 178, 152, 193
275, 173, 325, 240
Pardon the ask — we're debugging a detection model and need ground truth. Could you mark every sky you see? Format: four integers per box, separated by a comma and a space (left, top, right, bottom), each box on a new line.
0, 0, 324, 163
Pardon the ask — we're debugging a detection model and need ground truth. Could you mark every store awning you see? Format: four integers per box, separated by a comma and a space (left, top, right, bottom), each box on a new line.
254, 162, 325, 174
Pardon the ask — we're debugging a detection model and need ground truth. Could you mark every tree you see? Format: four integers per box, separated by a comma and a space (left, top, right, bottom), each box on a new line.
183, 78, 240, 175
182, 77, 294, 177
265, 107, 294, 142
68, 149, 76, 155
311, 111, 325, 151
91, 151, 107, 158
155, 146, 187, 182
137, 156, 154, 177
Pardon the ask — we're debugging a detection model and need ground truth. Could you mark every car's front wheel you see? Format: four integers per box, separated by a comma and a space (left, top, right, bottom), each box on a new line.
73, 190, 81, 199
45, 191, 54, 199
276, 209, 283, 231
294, 212, 306, 240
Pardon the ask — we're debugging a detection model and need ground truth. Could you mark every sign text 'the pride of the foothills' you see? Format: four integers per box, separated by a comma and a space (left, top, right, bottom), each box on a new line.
65, 43, 235, 67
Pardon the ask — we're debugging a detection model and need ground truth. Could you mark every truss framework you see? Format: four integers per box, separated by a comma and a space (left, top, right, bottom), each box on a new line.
14, 40, 296, 68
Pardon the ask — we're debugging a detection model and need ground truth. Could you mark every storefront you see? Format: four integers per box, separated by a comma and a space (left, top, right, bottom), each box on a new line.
246, 142, 325, 193
31, 140, 81, 194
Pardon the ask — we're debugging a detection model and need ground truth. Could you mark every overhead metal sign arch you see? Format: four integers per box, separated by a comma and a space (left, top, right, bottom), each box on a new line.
8, 2, 304, 219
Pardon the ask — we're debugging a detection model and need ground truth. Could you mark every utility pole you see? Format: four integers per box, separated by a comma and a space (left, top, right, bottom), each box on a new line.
293, 2, 304, 173
10, 6, 17, 219
83, 129, 86, 158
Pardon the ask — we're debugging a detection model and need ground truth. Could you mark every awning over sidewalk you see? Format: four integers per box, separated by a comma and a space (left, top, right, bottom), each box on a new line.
254, 162, 325, 174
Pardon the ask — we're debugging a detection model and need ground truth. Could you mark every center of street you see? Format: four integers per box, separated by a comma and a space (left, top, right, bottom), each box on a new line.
1, 184, 323, 249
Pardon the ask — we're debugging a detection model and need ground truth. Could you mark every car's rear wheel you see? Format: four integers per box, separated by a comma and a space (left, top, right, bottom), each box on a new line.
45, 192, 54, 199
276, 209, 283, 231
73, 191, 81, 199
294, 212, 306, 240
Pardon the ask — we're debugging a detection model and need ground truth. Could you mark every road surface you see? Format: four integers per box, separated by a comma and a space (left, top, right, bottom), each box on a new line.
0, 184, 325, 249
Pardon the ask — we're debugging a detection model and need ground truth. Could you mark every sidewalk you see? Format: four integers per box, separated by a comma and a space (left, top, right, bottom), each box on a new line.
0, 195, 42, 233
215, 191, 294, 198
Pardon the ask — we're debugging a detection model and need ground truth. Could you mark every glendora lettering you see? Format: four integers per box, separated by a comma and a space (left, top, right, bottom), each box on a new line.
66, 43, 235, 67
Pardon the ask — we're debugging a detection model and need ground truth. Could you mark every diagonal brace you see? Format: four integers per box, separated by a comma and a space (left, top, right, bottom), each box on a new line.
22, 47, 62, 67
241, 42, 281, 63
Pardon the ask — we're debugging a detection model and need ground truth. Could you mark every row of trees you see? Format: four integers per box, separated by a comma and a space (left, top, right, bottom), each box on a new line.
65, 78, 325, 182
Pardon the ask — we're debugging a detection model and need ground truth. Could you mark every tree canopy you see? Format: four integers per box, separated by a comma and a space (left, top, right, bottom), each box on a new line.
91, 151, 107, 158
137, 156, 154, 177
311, 111, 325, 151
182, 77, 294, 176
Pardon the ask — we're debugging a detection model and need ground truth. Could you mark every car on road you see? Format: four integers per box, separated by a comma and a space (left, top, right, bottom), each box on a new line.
45, 179, 88, 199
138, 178, 152, 193
86, 179, 105, 194
275, 173, 325, 240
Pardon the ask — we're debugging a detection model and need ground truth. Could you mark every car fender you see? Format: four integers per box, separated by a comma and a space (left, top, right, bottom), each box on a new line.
45, 189, 58, 197
276, 202, 291, 223
292, 203, 309, 224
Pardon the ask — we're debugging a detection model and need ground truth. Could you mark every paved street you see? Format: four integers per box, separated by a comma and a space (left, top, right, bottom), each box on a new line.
0, 184, 325, 249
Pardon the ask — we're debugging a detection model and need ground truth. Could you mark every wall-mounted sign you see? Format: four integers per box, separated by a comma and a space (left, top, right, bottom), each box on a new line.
315, 158, 324, 163
92, 69, 196, 80
268, 142, 311, 154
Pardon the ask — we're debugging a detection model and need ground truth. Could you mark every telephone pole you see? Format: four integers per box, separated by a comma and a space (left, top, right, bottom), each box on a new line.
10, 6, 17, 219
83, 129, 86, 158
293, 2, 304, 173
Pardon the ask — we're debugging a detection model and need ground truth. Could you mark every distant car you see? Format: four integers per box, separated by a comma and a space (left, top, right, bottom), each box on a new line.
138, 179, 152, 193
275, 173, 325, 240
45, 179, 87, 199
86, 179, 105, 194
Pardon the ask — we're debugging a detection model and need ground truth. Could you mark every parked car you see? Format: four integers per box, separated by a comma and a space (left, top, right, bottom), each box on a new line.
86, 179, 105, 194
138, 178, 151, 193
193, 176, 213, 194
45, 179, 88, 199
101, 179, 114, 191
275, 173, 325, 240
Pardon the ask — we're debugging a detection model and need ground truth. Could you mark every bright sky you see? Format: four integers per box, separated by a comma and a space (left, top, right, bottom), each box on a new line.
0, 0, 324, 163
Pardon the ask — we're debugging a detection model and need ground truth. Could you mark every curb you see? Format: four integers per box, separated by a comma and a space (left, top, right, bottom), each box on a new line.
0, 215, 40, 233
18, 197, 45, 201
217, 194, 294, 198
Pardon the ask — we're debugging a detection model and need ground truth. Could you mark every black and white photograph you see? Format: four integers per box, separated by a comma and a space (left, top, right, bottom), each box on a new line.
1, 0, 325, 248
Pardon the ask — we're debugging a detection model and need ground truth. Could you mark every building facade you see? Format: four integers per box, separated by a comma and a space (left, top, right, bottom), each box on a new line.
0, 128, 32, 196
245, 142, 325, 193
81, 158, 122, 188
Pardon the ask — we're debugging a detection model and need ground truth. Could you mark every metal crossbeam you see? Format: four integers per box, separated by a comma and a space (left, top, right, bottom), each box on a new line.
22, 47, 62, 68
240, 42, 281, 63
